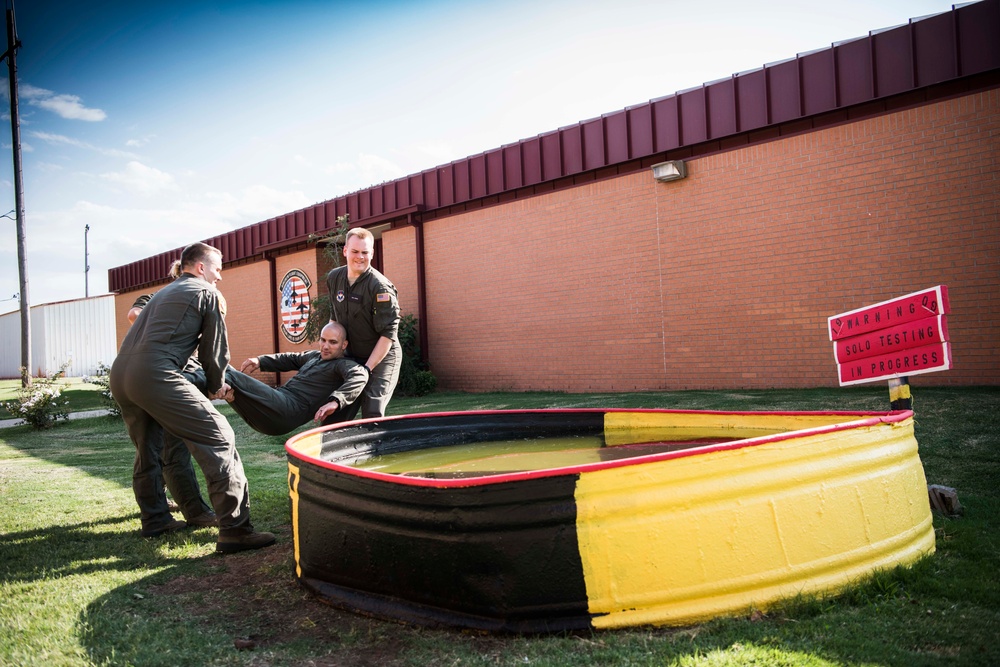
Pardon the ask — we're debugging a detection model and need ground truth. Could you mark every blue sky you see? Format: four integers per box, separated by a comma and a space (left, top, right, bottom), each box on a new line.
0, 0, 961, 311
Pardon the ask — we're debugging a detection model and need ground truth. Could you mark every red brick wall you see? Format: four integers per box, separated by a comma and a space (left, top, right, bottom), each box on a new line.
115, 89, 999, 392
420, 89, 1000, 391
115, 288, 148, 346
383, 225, 418, 317
219, 262, 273, 375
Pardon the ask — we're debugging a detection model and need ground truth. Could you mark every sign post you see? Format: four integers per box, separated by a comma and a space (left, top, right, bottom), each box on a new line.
828, 286, 951, 409
887, 377, 911, 410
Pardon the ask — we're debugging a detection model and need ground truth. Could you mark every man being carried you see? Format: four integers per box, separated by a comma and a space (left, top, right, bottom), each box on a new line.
189, 321, 368, 436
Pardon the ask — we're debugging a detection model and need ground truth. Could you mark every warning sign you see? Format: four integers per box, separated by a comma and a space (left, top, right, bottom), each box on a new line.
829, 285, 952, 386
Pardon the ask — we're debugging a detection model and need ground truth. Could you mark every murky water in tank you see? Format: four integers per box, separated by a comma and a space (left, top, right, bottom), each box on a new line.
353, 435, 739, 478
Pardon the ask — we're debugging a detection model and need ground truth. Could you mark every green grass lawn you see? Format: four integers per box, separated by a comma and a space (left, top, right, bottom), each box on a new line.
1, 385, 997, 666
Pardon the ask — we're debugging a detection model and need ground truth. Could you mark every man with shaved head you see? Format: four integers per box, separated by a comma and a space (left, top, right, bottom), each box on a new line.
187, 321, 368, 435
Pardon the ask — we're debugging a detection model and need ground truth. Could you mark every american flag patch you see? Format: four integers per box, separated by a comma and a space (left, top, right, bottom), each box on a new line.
376, 292, 391, 302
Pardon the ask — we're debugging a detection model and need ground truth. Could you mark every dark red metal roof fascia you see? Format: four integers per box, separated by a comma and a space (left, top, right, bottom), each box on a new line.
108, 0, 1000, 293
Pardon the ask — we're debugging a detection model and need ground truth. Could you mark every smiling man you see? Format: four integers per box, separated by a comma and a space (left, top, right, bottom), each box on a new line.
325, 227, 402, 419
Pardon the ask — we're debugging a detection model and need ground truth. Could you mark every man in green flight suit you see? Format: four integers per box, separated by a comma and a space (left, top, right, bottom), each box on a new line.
126, 264, 215, 527
110, 242, 274, 553
325, 227, 402, 419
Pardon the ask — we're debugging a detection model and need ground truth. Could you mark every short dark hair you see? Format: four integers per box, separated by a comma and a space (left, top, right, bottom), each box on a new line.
180, 242, 221, 270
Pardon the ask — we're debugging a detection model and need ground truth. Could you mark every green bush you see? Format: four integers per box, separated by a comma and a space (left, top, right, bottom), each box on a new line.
2, 364, 71, 429
402, 369, 436, 396
396, 314, 436, 397
83, 362, 121, 418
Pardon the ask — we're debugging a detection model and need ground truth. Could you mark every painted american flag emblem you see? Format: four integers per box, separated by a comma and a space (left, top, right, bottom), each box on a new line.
279, 269, 312, 344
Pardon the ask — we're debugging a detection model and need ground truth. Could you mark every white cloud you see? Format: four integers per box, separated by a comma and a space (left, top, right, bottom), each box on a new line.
325, 161, 355, 174
407, 140, 458, 166
323, 153, 405, 190
201, 184, 312, 225
29, 131, 139, 159
100, 161, 177, 196
21, 84, 107, 122
126, 136, 152, 148
2, 140, 32, 152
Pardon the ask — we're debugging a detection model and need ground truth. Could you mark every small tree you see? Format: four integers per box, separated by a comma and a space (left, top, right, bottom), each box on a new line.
395, 314, 436, 397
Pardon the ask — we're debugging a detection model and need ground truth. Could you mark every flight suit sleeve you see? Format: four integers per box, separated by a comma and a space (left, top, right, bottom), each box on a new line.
258, 352, 310, 373
131, 293, 154, 310
370, 281, 401, 342
328, 359, 369, 409
197, 289, 230, 393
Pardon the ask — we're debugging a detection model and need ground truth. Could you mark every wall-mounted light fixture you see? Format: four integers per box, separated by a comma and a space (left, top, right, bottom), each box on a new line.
651, 160, 686, 183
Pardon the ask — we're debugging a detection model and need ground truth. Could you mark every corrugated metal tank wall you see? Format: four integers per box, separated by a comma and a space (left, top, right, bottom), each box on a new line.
0, 295, 117, 378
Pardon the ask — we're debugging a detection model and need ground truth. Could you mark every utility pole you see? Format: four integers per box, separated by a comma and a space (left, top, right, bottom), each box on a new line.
3, 3, 29, 387
84, 224, 90, 297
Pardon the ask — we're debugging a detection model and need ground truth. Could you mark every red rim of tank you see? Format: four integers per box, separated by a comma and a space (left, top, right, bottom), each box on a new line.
285, 408, 914, 488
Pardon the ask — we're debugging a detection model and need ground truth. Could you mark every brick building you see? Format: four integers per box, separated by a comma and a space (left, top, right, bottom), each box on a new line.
111, 0, 1000, 391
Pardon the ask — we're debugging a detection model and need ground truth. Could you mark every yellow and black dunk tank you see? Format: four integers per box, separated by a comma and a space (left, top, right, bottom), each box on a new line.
285, 408, 934, 633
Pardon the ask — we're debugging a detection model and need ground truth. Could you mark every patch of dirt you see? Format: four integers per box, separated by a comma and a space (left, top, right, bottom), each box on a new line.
148, 526, 419, 666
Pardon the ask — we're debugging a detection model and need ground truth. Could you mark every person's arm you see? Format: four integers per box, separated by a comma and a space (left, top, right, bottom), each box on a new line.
256, 352, 309, 373
366, 279, 400, 370
126, 293, 154, 325
197, 291, 230, 393
314, 361, 369, 422
363, 337, 392, 372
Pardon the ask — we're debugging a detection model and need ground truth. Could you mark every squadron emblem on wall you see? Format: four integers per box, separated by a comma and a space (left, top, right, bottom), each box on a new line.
279, 269, 312, 344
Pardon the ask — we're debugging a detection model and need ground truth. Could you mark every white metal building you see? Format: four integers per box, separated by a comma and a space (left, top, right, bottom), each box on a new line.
0, 294, 117, 379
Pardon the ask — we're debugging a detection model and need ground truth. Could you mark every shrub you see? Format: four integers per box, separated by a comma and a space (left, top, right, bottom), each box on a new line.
83, 362, 121, 418
2, 364, 71, 429
396, 314, 436, 397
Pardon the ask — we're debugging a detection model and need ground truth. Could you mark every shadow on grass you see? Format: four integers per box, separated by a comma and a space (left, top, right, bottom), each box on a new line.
4, 387, 999, 665
1, 514, 164, 583
74, 542, 998, 667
